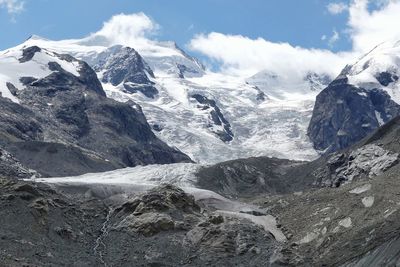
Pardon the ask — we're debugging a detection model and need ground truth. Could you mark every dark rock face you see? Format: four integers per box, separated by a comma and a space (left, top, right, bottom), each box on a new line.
93, 45, 159, 98
308, 75, 400, 153
6, 82, 18, 96
253, 86, 267, 101
191, 94, 234, 142
18, 46, 41, 63
5, 142, 116, 177
376, 71, 399, 86
0, 46, 191, 177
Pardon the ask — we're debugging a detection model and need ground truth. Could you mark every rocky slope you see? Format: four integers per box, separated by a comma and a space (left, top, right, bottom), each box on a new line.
0, 45, 191, 177
195, 116, 400, 265
309, 41, 400, 153
0, 179, 284, 266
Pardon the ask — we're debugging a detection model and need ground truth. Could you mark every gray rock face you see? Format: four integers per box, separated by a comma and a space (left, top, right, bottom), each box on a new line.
308, 75, 400, 153
313, 144, 399, 187
93, 45, 159, 98
0, 148, 39, 179
113, 184, 201, 236
0, 46, 191, 177
0, 178, 105, 266
102, 184, 281, 266
196, 157, 311, 198
191, 94, 234, 142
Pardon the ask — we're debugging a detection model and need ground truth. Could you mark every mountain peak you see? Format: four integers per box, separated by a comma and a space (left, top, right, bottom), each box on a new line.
26, 34, 49, 42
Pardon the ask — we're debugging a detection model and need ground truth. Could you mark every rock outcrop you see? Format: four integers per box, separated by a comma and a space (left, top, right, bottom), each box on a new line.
308, 41, 400, 153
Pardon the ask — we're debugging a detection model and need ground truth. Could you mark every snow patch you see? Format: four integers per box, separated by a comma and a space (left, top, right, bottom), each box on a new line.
375, 110, 385, 126
349, 184, 372, 194
338, 217, 352, 228
216, 210, 287, 242
362, 196, 374, 208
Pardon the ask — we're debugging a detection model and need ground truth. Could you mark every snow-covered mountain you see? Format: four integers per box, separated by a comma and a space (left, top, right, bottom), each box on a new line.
0, 44, 191, 176
0, 34, 332, 163
346, 41, 400, 101
309, 40, 400, 152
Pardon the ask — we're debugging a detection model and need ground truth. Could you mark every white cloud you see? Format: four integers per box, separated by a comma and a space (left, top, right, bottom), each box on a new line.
328, 30, 340, 47
0, 0, 24, 14
85, 13, 159, 48
348, 0, 400, 52
327, 2, 349, 14
78, 3, 400, 82
188, 0, 400, 79
189, 32, 352, 78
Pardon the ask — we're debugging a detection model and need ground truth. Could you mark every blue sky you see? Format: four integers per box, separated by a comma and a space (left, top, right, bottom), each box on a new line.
2, 0, 400, 77
1, 0, 351, 51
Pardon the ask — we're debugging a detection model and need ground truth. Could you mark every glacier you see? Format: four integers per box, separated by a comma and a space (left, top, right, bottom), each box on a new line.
0, 34, 331, 163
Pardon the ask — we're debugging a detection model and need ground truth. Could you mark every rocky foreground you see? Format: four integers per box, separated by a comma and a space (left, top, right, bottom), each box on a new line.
2, 156, 400, 266
0, 180, 283, 266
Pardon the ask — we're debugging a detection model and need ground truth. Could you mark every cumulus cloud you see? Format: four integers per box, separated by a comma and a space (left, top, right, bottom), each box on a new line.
80, 3, 400, 81
327, 2, 349, 14
85, 13, 159, 48
348, 0, 400, 52
188, 0, 400, 78
189, 32, 352, 78
0, 0, 24, 14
